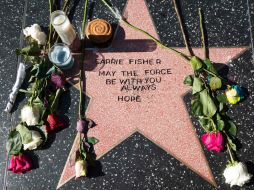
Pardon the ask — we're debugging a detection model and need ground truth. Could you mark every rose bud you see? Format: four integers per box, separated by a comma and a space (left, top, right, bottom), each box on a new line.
8, 154, 32, 174
201, 132, 224, 152
223, 162, 252, 187
50, 73, 65, 89
21, 105, 40, 126
76, 119, 87, 133
75, 159, 87, 179
46, 113, 65, 133
23, 130, 43, 150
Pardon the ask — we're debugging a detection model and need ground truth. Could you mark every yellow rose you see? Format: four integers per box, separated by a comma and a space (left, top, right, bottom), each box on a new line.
75, 159, 87, 179
226, 89, 241, 104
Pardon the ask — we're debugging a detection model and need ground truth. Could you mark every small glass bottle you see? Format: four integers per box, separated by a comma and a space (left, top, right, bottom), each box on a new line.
50, 10, 76, 45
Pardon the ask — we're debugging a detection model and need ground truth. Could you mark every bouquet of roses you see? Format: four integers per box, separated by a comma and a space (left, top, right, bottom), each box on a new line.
6, 23, 67, 173
5, 0, 98, 179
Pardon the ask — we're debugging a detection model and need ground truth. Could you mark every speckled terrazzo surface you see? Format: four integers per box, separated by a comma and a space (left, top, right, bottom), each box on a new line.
0, 0, 254, 190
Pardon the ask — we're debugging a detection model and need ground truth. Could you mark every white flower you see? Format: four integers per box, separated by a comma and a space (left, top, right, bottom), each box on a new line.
23, 130, 43, 150
21, 105, 40, 126
223, 162, 252, 187
75, 159, 87, 179
23, 24, 47, 45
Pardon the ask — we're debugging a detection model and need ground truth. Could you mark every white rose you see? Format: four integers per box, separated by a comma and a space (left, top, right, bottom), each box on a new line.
23, 130, 43, 150
75, 159, 87, 179
223, 162, 252, 187
34, 32, 47, 45
23, 24, 47, 45
21, 105, 40, 126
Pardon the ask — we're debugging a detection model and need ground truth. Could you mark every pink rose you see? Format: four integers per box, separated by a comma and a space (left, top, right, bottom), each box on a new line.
76, 119, 87, 133
201, 132, 224, 152
50, 73, 65, 89
8, 154, 32, 174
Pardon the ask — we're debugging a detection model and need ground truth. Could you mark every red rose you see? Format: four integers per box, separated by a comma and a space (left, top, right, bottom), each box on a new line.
46, 113, 65, 133
8, 154, 32, 174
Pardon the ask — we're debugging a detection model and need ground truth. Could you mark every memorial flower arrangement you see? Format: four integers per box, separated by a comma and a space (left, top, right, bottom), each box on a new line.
5, 0, 98, 178
6, 25, 67, 173
4, 0, 252, 187
100, 0, 252, 187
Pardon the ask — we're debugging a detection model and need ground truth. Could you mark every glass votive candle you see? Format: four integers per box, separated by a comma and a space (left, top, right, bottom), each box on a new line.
50, 10, 76, 45
48, 43, 74, 70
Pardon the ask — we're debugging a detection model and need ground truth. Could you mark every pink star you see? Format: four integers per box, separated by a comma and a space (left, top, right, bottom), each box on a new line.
57, 0, 246, 188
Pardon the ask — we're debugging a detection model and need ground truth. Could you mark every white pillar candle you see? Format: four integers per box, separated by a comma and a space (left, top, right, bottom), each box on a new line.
51, 11, 76, 45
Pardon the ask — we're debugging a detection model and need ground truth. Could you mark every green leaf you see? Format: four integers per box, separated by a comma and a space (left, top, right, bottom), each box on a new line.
203, 58, 218, 75
227, 120, 237, 137
6, 131, 23, 155
19, 89, 32, 94
46, 66, 56, 76
29, 125, 48, 142
80, 140, 87, 159
227, 136, 236, 151
192, 77, 204, 94
190, 56, 203, 70
198, 118, 212, 131
50, 89, 63, 113
216, 113, 222, 121
191, 96, 203, 116
199, 89, 217, 117
209, 76, 222, 90
183, 75, 193, 86
217, 94, 228, 103
16, 42, 41, 56
87, 137, 99, 145
33, 97, 44, 109
219, 103, 224, 112
28, 75, 36, 83
217, 120, 225, 131
16, 124, 32, 144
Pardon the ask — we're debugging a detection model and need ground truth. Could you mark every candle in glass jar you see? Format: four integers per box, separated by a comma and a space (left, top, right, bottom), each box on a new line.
48, 43, 74, 70
51, 10, 76, 45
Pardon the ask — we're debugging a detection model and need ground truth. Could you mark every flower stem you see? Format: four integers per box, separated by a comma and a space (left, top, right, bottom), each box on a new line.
227, 143, 235, 164
51, 88, 62, 113
100, 0, 190, 62
48, 0, 53, 49
203, 68, 227, 84
78, 70, 84, 119
78, 0, 89, 120
81, 0, 89, 35
172, 0, 194, 56
198, 8, 209, 59
62, 0, 70, 12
